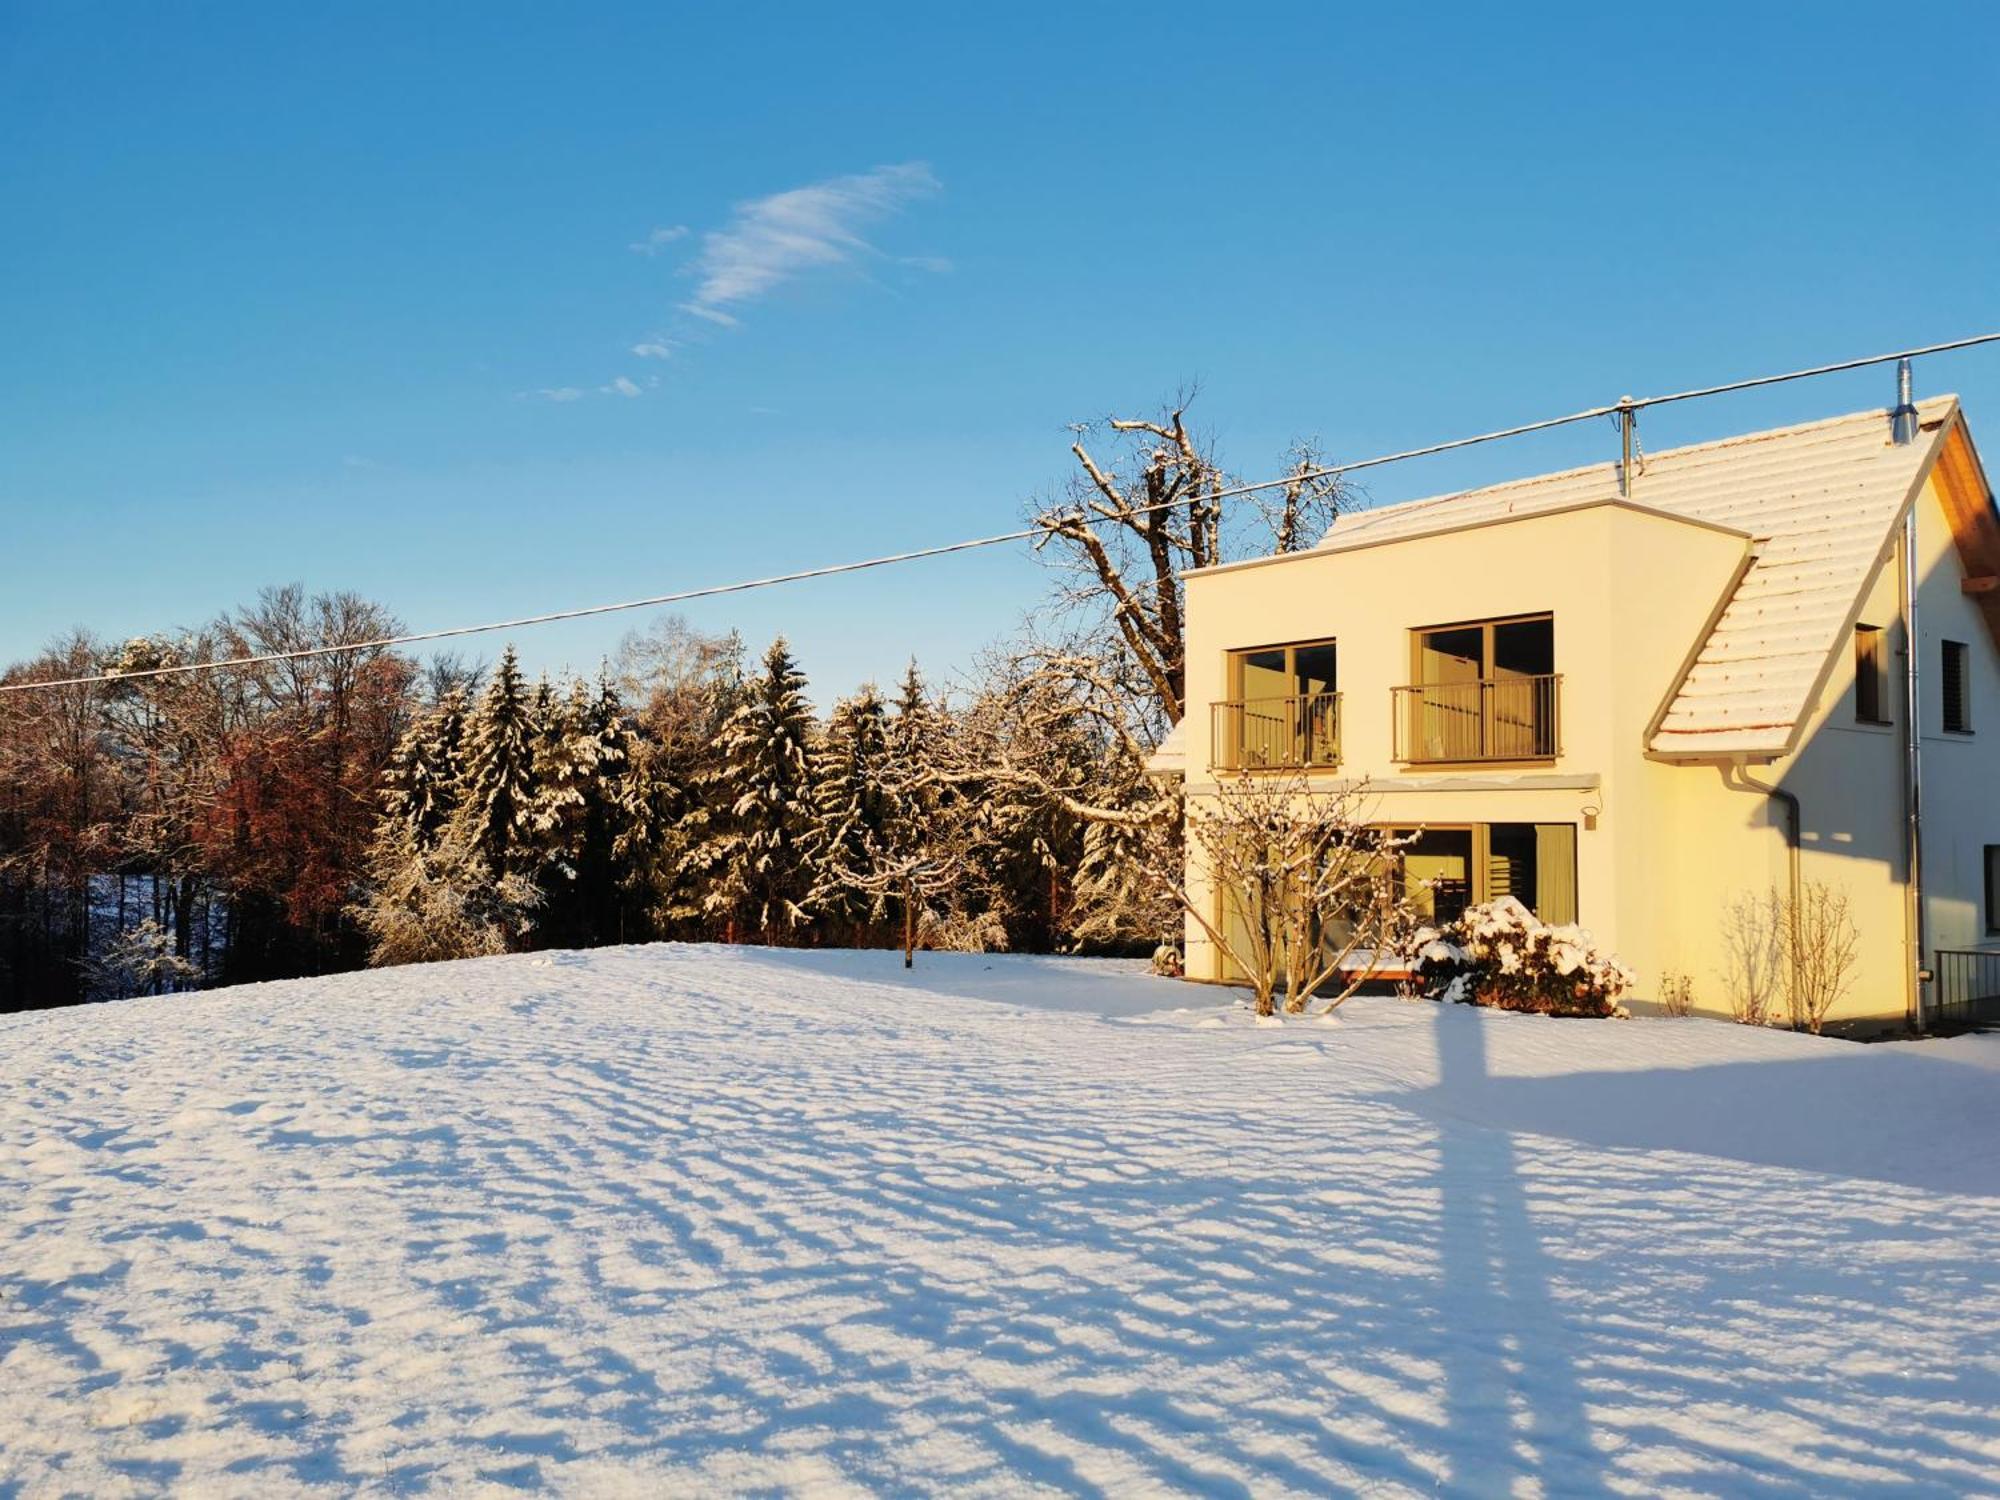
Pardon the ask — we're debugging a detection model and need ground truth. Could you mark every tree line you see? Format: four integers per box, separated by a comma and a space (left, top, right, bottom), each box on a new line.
0, 604, 1159, 1008
0, 402, 1351, 1009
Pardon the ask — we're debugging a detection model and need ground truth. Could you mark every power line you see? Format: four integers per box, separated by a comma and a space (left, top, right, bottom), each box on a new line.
5, 330, 1996, 698
1218, 329, 2000, 499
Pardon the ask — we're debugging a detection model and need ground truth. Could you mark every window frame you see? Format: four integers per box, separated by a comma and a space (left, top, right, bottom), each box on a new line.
1218, 637, 1341, 772
1854, 622, 1889, 726
1382, 820, 1578, 925
1407, 611, 1555, 686
1226, 637, 1339, 703
1942, 639, 1972, 735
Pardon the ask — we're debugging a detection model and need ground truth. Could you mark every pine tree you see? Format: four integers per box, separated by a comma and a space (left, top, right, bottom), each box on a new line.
453, 646, 541, 883
685, 637, 822, 944
811, 685, 895, 940
535, 674, 653, 947
357, 678, 544, 967
380, 688, 467, 852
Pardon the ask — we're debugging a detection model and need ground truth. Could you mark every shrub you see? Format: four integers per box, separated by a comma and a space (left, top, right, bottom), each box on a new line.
1415, 897, 1633, 1017
1658, 969, 1696, 1018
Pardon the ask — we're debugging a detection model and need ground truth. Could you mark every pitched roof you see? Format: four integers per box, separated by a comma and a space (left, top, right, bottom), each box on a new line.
1317, 397, 1962, 757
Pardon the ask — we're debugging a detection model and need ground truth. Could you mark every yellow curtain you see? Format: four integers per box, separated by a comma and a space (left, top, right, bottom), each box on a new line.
1535, 823, 1578, 925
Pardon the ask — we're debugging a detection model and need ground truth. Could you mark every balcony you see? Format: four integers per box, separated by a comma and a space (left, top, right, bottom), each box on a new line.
1392, 674, 1561, 763
1211, 692, 1342, 770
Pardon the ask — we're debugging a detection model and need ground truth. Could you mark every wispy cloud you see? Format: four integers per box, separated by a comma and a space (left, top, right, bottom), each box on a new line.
680, 161, 940, 326
526, 374, 651, 403
630, 338, 676, 359
628, 224, 689, 256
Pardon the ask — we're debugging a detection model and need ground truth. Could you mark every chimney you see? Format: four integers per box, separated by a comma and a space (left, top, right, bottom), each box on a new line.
1892, 357, 1918, 445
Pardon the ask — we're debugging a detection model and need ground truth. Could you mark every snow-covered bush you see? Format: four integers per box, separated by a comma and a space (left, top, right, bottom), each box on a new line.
1414, 897, 1633, 1017
1150, 944, 1184, 978
87, 919, 201, 999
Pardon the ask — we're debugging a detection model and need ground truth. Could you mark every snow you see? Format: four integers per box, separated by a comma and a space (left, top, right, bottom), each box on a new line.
3, 946, 1998, 1497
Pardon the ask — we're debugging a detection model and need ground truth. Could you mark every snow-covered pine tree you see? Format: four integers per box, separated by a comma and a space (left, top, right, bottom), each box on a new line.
534, 673, 655, 948
451, 646, 542, 884
356, 669, 544, 967
379, 688, 467, 853
685, 637, 822, 944
810, 685, 895, 942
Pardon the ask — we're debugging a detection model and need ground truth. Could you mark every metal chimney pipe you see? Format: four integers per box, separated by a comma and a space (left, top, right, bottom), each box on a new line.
1617, 397, 1636, 496
1892, 357, 1918, 444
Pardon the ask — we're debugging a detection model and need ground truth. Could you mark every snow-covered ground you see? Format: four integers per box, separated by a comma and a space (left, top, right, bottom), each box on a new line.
3, 947, 1998, 1497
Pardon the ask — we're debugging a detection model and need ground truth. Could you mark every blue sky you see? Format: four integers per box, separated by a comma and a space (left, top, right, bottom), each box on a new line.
4, 3, 1998, 702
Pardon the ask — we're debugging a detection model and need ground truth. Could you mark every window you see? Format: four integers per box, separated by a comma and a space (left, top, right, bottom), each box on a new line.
1217, 638, 1339, 768
1988, 846, 2000, 935
1396, 613, 1558, 762
1943, 640, 1971, 734
1392, 822, 1577, 925
1854, 624, 1888, 724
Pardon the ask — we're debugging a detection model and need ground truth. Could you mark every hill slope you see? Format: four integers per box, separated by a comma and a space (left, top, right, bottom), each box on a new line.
3, 946, 1997, 1496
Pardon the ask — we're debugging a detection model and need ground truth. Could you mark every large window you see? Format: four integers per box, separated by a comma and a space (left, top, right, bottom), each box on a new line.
1215, 638, 1340, 768
1395, 613, 1559, 762
1986, 845, 2000, 935
1394, 822, 1577, 925
1943, 640, 1972, 734
1854, 623, 1888, 724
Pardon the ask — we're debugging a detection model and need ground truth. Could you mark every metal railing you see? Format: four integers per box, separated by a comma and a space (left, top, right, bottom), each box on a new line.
1392, 673, 1561, 763
1211, 692, 1342, 770
1932, 948, 2000, 1027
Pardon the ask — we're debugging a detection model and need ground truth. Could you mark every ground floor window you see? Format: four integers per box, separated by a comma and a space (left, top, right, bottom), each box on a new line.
1393, 822, 1577, 926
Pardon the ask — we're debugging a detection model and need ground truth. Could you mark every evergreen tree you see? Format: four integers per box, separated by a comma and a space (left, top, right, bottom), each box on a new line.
811, 685, 895, 940
379, 688, 467, 852
452, 646, 541, 882
685, 637, 822, 944
536, 674, 653, 947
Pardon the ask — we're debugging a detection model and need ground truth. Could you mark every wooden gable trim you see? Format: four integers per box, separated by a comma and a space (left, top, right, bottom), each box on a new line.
1933, 415, 2000, 657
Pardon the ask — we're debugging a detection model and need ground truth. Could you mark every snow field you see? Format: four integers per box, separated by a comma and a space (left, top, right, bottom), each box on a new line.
1, 945, 1997, 1496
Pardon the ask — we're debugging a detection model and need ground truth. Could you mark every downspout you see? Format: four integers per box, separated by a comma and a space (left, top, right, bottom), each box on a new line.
1893, 357, 1930, 1030
1899, 489, 1931, 1030
1721, 759, 1801, 927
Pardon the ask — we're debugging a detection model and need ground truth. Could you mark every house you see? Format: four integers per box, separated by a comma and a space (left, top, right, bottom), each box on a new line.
1158, 394, 2000, 1031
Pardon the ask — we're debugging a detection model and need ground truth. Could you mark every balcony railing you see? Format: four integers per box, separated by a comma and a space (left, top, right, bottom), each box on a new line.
1211, 692, 1341, 770
1392, 674, 1561, 763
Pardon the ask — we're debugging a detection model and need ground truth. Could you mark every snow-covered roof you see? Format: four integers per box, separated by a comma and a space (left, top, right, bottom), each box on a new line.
1144, 716, 1186, 776
1319, 398, 1962, 757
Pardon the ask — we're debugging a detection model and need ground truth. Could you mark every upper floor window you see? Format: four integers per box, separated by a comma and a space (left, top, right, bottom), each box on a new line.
1854, 623, 1888, 725
1215, 639, 1339, 768
1395, 613, 1558, 762
1943, 640, 1972, 734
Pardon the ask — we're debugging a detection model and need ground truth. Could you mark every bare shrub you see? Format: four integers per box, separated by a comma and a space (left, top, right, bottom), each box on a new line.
1719, 890, 1784, 1026
1779, 881, 1859, 1035
1658, 970, 1696, 1018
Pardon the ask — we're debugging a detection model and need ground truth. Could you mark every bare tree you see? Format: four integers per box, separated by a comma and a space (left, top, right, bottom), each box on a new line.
1145, 769, 1416, 1018
1032, 403, 1354, 734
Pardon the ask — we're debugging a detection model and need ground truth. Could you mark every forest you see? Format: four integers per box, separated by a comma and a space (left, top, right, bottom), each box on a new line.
0, 408, 1343, 1011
